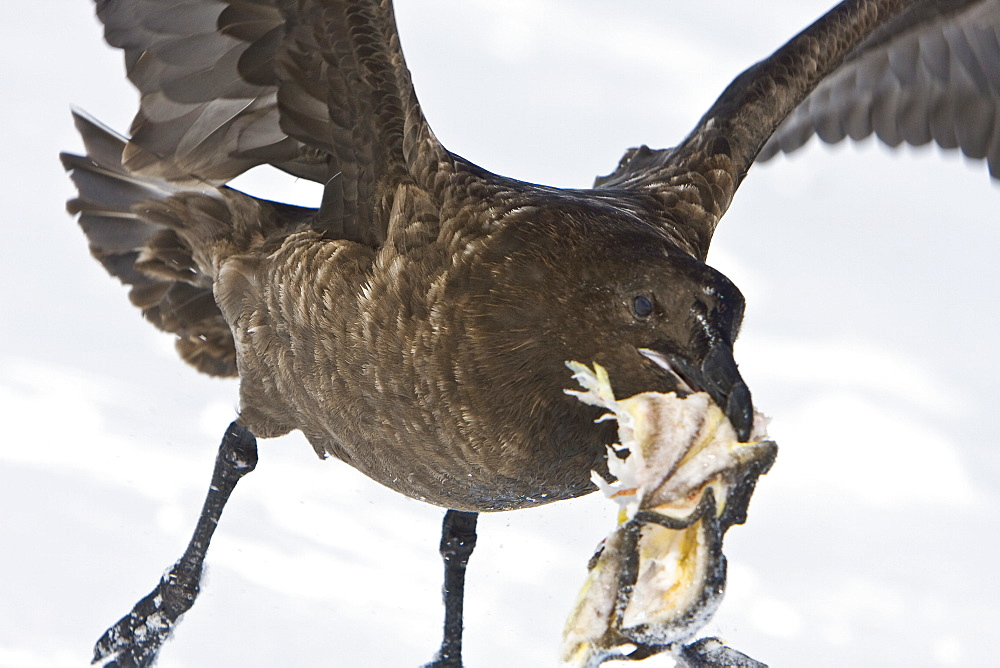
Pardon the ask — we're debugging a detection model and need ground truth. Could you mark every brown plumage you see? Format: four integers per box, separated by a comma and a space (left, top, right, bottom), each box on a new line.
66, 110, 750, 510
63, 0, 999, 512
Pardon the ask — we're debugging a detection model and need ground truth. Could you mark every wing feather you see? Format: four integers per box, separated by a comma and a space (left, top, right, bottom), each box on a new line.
759, 0, 1000, 178
597, 0, 997, 260
90, 0, 452, 246
596, 0, 913, 258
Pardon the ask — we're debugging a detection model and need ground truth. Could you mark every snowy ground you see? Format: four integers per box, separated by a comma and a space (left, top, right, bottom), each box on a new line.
2, 1, 998, 666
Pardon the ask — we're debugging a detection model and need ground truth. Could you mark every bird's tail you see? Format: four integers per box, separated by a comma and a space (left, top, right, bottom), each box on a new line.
61, 110, 243, 376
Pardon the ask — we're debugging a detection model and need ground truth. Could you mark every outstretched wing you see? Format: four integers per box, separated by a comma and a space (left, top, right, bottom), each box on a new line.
93, 0, 450, 245
595, 0, 995, 259
96, 0, 307, 182
758, 0, 1000, 179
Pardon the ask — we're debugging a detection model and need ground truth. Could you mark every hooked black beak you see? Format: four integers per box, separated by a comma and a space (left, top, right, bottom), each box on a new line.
639, 345, 754, 441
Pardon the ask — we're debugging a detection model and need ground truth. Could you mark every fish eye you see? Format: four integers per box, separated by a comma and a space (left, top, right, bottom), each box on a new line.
631, 294, 654, 318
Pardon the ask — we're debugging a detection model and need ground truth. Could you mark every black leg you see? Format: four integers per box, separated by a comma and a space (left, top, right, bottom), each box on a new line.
425, 509, 479, 668
92, 421, 258, 667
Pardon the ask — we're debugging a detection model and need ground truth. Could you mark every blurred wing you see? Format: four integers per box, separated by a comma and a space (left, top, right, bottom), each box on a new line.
94, 0, 450, 245
98, 0, 312, 182
758, 0, 1000, 180
594, 0, 992, 259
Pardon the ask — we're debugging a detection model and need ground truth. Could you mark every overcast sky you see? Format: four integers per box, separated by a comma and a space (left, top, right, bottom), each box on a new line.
1, 1, 998, 666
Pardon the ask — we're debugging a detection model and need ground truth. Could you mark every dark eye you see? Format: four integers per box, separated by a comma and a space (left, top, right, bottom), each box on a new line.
631, 294, 654, 318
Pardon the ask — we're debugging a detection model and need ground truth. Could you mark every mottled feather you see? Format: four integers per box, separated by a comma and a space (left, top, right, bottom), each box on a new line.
64, 0, 996, 510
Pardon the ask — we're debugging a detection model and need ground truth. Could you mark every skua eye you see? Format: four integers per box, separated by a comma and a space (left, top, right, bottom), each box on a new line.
632, 295, 654, 318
